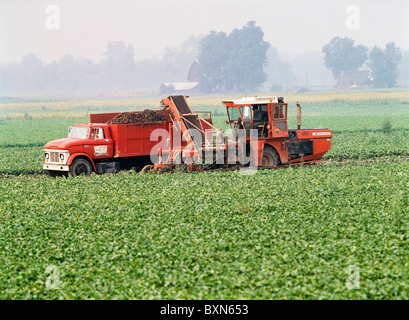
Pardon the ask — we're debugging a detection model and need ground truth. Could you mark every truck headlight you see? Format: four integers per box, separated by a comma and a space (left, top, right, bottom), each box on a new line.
60, 154, 64, 160
45, 153, 49, 160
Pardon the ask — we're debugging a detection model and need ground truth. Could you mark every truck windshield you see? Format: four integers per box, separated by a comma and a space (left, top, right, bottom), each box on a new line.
68, 126, 90, 139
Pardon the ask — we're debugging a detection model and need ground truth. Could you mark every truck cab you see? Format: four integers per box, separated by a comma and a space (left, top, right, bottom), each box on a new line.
44, 123, 114, 176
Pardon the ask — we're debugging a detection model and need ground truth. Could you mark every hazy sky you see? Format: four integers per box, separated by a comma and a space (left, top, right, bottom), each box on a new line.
1, 0, 408, 64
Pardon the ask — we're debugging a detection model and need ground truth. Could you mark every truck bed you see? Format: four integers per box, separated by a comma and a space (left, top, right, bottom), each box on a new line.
109, 122, 170, 158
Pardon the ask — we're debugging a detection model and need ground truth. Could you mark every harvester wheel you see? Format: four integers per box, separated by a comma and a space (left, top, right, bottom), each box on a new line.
262, 147, 280, 167
140, 164, 154, 173
69, 158, 92, 177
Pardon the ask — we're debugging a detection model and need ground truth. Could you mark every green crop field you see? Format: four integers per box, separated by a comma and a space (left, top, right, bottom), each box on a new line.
0, 90, 409, 299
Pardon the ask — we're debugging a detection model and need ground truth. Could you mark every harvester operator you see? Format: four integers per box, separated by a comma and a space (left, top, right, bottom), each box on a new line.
253, 105, 264, 128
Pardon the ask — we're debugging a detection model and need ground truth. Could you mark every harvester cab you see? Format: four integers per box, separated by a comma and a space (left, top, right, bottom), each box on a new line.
222, 96, 288, 139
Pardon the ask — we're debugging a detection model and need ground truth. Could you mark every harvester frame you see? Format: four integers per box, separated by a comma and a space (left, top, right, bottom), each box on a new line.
148, 95, 332, 172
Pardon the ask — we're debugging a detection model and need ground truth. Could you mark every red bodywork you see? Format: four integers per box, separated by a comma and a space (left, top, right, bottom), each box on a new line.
223, 98, 332, 166
43, 109, 213, 173
88, 110, 172, 158
43, 95, 331, 175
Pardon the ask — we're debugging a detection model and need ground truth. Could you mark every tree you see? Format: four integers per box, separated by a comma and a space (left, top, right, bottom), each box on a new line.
369, 42, 401, 88
263, 47, 298, 91
398, 49, 409, 86
227, 21, 270, 91
102, 41, 136, 90
198, 31, 230, 92
162, 34, 202, 81
198, 21, 270, 92
18, 53, 44, 92
322, 37, 368, 76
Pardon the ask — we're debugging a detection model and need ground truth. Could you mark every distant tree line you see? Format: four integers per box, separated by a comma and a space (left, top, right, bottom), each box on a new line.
0, 35, 200, 97
322, 37, 403, 88
1, 31, 408, 98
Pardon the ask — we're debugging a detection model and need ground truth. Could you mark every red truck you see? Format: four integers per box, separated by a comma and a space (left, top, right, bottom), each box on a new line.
43, 109, 211, 177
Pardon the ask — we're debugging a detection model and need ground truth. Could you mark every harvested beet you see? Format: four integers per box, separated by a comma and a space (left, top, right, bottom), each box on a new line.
107, 109, 166, 125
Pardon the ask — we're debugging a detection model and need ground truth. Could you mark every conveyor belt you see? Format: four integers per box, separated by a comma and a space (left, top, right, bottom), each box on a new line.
169, 95, 205, 148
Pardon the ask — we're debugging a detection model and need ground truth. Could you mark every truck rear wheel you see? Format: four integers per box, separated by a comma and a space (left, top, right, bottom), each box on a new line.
262, 147, 280, 167
69, 158, 92, 177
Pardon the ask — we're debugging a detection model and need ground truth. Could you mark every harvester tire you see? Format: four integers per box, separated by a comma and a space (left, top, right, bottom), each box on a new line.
262, 147, 280, 167
69, 158, 92, 177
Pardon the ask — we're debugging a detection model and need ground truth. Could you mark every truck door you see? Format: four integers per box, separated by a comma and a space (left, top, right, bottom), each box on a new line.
269, 104, 288, 138
87, 127, 114, 158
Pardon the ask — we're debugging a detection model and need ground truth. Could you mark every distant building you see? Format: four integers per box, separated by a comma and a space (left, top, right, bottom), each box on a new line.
159, 60, 202, 94
159, 82, 199, 95
187, 60, 202, 82
336, 70, 372, 88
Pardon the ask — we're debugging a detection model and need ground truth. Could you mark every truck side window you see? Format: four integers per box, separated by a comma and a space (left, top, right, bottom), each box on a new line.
90, 128, 104, 140
97, 128, 104, 139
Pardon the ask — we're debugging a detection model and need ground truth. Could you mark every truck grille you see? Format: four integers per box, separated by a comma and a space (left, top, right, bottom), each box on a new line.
50, 152, 59, 162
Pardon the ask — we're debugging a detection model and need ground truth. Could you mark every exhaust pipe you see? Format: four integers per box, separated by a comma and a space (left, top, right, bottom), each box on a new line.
296, 102, 301, 130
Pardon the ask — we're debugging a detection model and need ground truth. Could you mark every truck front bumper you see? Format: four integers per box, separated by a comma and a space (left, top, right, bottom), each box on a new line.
43, 164, 69, 171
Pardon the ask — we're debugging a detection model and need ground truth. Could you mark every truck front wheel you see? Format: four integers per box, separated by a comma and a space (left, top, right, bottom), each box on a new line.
69, 158, 92, 177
